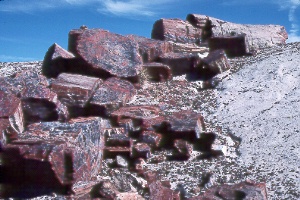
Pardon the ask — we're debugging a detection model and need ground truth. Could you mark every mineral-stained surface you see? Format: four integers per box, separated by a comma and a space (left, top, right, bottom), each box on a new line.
0, 13, 299, 200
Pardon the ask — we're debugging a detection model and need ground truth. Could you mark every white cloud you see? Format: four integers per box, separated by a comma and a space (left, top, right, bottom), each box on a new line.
0, 0, 175, 17
276, 0, 300, 42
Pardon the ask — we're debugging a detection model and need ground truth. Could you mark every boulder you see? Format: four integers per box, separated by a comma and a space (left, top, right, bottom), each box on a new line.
68, 29, 143, 79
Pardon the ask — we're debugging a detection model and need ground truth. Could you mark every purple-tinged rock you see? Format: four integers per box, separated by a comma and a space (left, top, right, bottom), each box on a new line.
157, 52, 200, 76
152, 18, 201, 44
51, 73, 102, 107
90, 77, 136, 109
127, 34, 173, 62
139, 62, 172, 83
68, 29, 143, 79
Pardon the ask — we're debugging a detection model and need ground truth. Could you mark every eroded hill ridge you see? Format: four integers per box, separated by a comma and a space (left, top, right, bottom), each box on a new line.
1, 14, 298, 199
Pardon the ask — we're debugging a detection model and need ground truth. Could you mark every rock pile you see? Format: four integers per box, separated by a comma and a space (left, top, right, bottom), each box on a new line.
0, 13, 290, 199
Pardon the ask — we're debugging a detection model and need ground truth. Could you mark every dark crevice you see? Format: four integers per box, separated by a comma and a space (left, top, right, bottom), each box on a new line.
67, 104, 108, 119
0, 147, 72, 199
199, 173, 211, 187
21, 98, 59, 126
234, 190, 247, 200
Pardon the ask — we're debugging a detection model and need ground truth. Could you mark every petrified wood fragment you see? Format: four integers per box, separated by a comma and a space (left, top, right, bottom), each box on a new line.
149, 181, 180, 200
157, 52, 200, 76
192, 49, 230, 81
139, 62, 172, 83
152, 18, 201, 44
0, 91, 24, 134
42, 43, 75, 78
68, 29, 143, 79
19, 117, 110, 182
90, 77, 136, 109
127, 34, 173, 62
51, 73, 102, 107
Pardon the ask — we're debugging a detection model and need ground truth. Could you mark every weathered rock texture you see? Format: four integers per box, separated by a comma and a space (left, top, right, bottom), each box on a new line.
152, 14, 288, 57
0, 13, 298, 200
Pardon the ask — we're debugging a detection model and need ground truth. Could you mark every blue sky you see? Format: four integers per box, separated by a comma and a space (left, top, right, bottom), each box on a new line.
0, 0, 300, 62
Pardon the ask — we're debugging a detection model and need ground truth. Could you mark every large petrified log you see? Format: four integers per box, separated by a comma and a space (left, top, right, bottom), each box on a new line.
187, 14, 288, 53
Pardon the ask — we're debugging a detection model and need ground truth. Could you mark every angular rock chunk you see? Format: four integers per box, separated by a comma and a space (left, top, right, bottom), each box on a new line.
187, 14, 288, 52
90, 77, 136, 109
51, 73, 102, 107
127, 34, 173, 62
0, 91, 24, 134
131, 143, 151, 159
0, 118, 18, 144
157, 52, 200, 76
110, 105, 164, 131
139, 131, 162, 149
152, 18, 202, 44
90, 181, 120, 199
42, 43, 75, 78
192, 49, 230, 81
139, 62, 172, 83
149, 181, 180, 200
69, 29, 143, 79
188, 181, 267, 200
18, 117, 110, 183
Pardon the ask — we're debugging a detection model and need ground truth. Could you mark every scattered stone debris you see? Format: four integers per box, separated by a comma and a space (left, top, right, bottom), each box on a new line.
0, 12, 293, 199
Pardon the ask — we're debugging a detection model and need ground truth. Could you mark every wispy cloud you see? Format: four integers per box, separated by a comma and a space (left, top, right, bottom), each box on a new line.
0, 0, 175, 17
277, 0, 300, 42
0, 55, 37, 62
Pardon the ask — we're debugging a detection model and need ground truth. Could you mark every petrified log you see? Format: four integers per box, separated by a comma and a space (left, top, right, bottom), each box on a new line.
187, 13, 288, 52
152, 18, 202, 44
68, 29, 143, 79
51, 73, 102, 107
